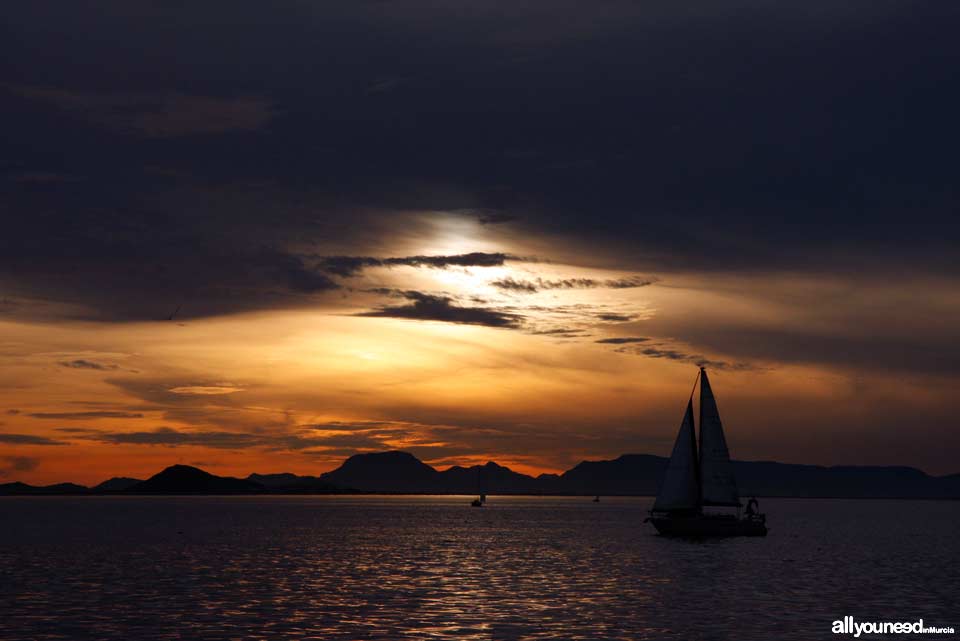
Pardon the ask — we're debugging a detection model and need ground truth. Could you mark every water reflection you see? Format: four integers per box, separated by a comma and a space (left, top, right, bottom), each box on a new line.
0, 496, 957, 640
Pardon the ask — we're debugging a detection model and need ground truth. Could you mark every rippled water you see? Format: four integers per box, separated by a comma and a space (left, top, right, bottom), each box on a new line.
0, 496, 956, 640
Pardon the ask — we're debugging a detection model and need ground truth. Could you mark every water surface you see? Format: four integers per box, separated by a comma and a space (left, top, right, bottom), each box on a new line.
1, 496, 956, 640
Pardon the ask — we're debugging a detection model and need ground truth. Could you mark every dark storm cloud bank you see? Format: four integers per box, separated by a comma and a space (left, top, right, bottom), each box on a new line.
3, 0, 958, 295
357, 291, 522, 328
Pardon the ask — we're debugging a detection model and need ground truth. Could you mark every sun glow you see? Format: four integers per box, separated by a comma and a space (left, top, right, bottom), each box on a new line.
426, 265, 513, 295
412, 213, 504, 256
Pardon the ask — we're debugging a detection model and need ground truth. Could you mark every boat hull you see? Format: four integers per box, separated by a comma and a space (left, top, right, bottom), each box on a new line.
649, 514, 767, 537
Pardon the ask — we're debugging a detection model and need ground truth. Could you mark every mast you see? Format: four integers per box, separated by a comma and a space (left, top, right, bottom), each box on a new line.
697, 367, 705, 496
692, 370, 702, 509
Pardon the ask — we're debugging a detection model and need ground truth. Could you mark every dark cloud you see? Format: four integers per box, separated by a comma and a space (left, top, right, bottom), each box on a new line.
357, 291, 522, 328
476, 211, 518, 225
58, 359, 118, 371
315, 256, 379, 279
307, 421, 396, 432
59, 412, 592, 457
381, 253, 515, 270
0, 455, 39, 477
490, 276, 655, 294
596, 313, 635, 322
94, 378, 287, 437
318, 252, 514, 278
605, 277, 658, 289
615, 345, 752, 372
0, 433, 66, 445
28, 411, 144, 420
2, 0, 958, 289
54, 427, 101, 434
75, 427, 261, 449
68, 425, 384, 452
595, 337, 650, 344
489, 277, 539, 293
362, 287, 402, 297
297, 421, 541, 461
5, 85, 274, 137
8, 171, 75, 184
667, 324, 960, 377
365, 77, 407, 95
266, 250, 340, 293
531, 328, 589, 337
0, 228, 343, 320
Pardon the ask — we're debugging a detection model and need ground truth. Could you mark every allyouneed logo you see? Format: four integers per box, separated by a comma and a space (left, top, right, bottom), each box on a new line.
832, 616, 954, 637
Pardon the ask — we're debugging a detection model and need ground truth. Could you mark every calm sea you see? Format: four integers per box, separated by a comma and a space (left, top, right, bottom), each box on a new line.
0, 496, 956, 640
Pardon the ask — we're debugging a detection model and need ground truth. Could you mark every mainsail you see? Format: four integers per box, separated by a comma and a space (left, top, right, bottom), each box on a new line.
698, 368, 741, 506
652, 399, 700, 512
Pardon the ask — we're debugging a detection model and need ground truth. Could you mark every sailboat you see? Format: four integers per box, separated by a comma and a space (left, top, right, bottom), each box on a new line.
470, 465, 488, 507
646, 367, 767, 537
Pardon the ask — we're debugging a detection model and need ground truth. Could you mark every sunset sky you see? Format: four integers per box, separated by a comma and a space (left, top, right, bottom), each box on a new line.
2, 1, 959, 485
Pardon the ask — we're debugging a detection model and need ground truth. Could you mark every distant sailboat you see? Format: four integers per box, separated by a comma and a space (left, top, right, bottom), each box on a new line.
646, 368, 767, 537
471, 465, 487, 507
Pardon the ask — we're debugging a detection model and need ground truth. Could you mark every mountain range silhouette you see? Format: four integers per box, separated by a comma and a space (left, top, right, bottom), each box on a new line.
2, 450, 958, 498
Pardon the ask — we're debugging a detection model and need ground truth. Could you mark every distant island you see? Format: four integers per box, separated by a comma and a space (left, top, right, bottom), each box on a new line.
2, 450, 958, 498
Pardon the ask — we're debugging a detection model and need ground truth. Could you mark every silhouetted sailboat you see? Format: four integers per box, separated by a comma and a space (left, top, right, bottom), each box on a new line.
646, 368, 767, 537
471, 465, 487, 507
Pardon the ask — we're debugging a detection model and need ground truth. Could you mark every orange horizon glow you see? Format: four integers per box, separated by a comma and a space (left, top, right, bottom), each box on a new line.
2, 217, 958, 485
